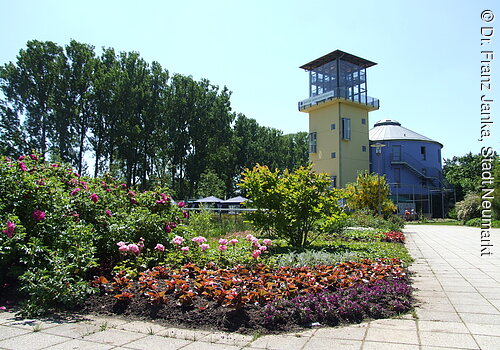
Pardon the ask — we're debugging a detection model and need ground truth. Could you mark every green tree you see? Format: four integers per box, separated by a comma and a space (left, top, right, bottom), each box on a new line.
239, 164, 343, 247
443, 153, 484, 201
344, 172, 397, 217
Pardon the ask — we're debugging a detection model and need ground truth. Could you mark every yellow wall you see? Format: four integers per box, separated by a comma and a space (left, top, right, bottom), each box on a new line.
304, 99, 372, 187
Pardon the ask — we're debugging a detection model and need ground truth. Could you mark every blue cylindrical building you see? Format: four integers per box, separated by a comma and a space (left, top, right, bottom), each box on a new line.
369, 119, 444, 217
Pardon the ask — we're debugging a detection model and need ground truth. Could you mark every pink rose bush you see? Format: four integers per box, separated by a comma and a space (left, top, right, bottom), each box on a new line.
2, 221, 15, 238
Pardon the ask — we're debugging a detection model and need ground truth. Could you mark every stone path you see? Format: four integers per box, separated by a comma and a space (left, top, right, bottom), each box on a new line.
0, 224, 499, 349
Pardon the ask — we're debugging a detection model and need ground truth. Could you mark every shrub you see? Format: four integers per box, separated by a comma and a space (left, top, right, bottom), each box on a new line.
0, 155, 183, 315
343, 172, 397, 217
239, 164, 344, 247
271, 250, 359, 267
456, 193, 481, 222
465, 218, 481, 227
346, 209, 404, 231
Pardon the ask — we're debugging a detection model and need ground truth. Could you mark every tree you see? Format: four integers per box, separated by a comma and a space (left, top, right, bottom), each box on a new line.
344, 172, 396, 217
455, 192, 481, 222
443, 153, 484, 202
239, 164, 343, 247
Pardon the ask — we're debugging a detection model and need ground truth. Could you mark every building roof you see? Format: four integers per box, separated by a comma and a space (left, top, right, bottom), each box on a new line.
194, 196, 223, 203
369, 119, 443, 147
300, 49, 377, 71
222, 196, 248, 204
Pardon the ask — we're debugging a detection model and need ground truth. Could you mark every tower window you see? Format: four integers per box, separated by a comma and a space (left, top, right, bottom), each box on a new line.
361, 118, 366, 125
331, 123, 336, 130
421, 146, 426, 160
329, 176, 337, 189
341, 118, 351, 140
331, 152, 336, 158
362, 145, 367, 152
394, 167, 401, 184
309, 132, 317, 153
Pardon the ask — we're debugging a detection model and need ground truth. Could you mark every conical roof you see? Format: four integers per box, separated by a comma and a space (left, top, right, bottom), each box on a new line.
369, 119, 442, 146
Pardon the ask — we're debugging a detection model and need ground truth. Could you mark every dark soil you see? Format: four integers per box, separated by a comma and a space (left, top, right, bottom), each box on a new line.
83, 294, 304, 335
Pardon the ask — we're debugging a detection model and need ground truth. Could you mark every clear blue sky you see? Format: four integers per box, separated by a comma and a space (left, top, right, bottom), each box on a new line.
0, 0, 498, 160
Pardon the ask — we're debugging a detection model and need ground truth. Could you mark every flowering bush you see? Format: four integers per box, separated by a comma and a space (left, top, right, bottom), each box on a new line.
0, 154, 183, 315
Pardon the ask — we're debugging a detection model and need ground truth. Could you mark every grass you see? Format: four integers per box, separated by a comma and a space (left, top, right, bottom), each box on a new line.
408, 219, 463, 226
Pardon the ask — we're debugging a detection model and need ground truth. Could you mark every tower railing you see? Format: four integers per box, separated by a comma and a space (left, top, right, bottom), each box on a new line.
298, 88, 379, 111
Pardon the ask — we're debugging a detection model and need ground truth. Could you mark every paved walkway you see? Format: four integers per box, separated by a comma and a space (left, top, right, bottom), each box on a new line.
0, 225, 499, 350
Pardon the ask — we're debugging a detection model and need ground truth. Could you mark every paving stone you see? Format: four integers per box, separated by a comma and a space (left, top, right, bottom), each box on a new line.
302, 337, 362, 350
419, 331, 479, 349
181, 342, 241, 350
415, 310, 461, 322
82, 328, 147, 347
0, 331, 68, 350
157, 327, 211, 341
121, 335, 192, 350
2, 318, 61, 331
472, 334, 500, 350
361, 342, 419, 350
0, 324, 30, 341
368, 319, 417, 331
116, 320, 167, 335
82, 315, 129, 328
417, 320, 469, 334
465, 323, 500, 336
200, 331, 252, 347
314, 324, 366, 340
458, 313, 500, 324
365, 328, 419, 345
0, 312, 17, 325
42, 321, 101, 338
454, 303, 500, 314
249, 334, 310, 350
43, 338, 114, 349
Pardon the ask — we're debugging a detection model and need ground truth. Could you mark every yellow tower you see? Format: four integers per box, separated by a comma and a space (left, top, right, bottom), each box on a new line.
299, 50, 379, 188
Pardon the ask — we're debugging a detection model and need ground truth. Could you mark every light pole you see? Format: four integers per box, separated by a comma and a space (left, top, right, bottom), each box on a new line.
370, 143, 386, 216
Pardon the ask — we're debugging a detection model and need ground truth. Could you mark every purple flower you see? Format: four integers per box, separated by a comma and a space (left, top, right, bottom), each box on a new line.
19, 162, 27, 172
90, 193, 99, 203
32, 210, 46, 221
70, 188, 81, 196
105, 209, 112, 217
199, 243, 210, 252
2, 221, 15, 238
218, 245, 228, 252
218, 238, 228, 245
154, 244, 165, 252
229, 238, 238, 246
183, 210, 189, 218
165, 224, 172, 233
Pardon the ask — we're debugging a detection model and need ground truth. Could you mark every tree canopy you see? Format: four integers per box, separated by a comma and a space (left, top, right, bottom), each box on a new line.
0, 40, 308, 199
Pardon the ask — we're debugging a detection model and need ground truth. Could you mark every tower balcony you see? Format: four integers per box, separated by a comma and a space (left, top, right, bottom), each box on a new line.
298, 88, 380, 112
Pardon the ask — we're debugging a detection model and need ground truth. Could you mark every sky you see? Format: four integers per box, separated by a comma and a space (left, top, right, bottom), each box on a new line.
0, 0, 498, 161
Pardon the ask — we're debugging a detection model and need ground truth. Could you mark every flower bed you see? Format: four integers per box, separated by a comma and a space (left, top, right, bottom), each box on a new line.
380, 231, 405, 243
87, 259, 411, 333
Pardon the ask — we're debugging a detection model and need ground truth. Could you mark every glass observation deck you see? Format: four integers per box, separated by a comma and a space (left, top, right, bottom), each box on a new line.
298, 50, 379, 111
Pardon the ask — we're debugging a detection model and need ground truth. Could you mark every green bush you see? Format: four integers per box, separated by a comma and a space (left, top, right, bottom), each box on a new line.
271, 250, 359, 267
456, 193, 481, 222
0, 154, 183, 315
465, 218, 482, 227
239, 164, 344, 247
345, 209, 404, 231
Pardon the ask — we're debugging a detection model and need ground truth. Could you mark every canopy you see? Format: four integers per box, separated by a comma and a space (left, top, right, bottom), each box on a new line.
222, 196, 248, 204
194, 196, 223, 203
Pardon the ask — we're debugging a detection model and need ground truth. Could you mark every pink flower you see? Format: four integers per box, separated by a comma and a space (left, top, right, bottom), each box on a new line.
118, 245, 129, 254
199, 243, 210, 252
177, 201, 186, 208
183, 211, 189, 218
229, 239, 238, 246
218, 238, 228, 245
181, 246, 190, 254
30, 154, 38, 160
74, 172, 80, 177
245, 234, 255, 241
80, 182, 88, 190
218, 245, 228, 252
172, 236, 185, 245
252, 249, 261, 259
128, 191, 135, 197
105, 209, 112, 217
32, 210, 46, 221
128, 244, 140, 256
51, 163, 59, 168
19, 162, 27, 171
138, 238, 144, 251
262, 239, 272, 246
259, 245, 267, 252
0, 306, 6, 311
5, 157, 10, 162
170, 222, 177, 229
154, 244, 165, 252
90, 193, 99, 203
192, 236, 207, 244
18, 155, 25, 161
2, 221, 15, 238
117, 241, 126, 247
70, 188, 81, 196
251, 237, 260, 248
165, 224, 172, 233
106, 188, 111, 192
